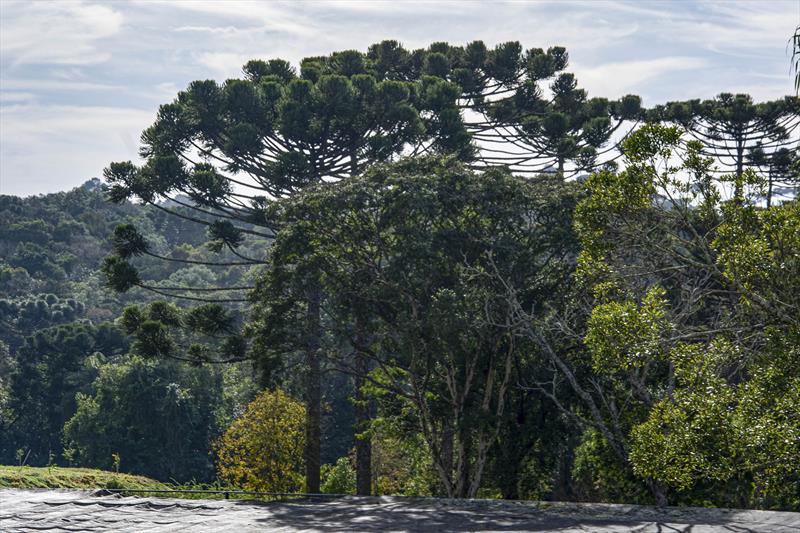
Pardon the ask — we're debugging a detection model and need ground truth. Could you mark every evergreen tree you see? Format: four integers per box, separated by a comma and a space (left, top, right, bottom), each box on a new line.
651, 94, 800, 200
102, 44, 469, 493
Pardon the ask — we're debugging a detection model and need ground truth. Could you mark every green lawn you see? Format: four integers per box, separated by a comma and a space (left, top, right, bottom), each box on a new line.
0, 465, 168, 490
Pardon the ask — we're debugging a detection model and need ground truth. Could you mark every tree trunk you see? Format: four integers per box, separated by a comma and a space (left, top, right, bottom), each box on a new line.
734, 136, 744, 197
353, 314, 372, 496
767, 164, 774, 207
649, 479, 669, 507
442, 421, 455, 496
348, 150, 372, 495
304, 288, 322, 494
456, 429, 471, 498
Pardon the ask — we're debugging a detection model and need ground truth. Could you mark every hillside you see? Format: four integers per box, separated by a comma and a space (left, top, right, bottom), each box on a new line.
0, 179, 255, 341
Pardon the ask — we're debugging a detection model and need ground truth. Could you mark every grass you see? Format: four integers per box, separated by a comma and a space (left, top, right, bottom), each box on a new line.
0, 465, 311, 501
0, 465, 169, 491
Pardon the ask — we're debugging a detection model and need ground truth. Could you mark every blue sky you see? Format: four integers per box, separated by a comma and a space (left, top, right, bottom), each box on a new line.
1, 0, 798, 196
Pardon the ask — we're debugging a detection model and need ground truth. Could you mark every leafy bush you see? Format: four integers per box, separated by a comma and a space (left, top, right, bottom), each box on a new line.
321, 457, 356, 494
215, 389, 305, 492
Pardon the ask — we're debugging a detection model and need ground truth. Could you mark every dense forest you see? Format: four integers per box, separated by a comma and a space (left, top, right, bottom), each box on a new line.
1, 40, 798, 510
0, 181, 359, 481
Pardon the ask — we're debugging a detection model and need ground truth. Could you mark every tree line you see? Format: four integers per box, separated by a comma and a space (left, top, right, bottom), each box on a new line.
2, 40, 798, 509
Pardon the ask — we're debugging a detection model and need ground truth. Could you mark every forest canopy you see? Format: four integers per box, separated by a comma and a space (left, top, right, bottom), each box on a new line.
1, 39, 798, 511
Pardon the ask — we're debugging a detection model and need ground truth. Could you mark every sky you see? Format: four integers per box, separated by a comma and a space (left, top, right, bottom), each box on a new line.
1, 0, 798, 197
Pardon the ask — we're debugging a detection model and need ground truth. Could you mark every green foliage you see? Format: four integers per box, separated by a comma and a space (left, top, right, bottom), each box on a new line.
102, 256, 141, 293
371, 423, 438, 496
321, 457, 356, 495
185, 304, 235, 336
585, 287, 668, 374
573, 122, 800, 509
119, 301, 245, 364
215, 389, 306, 492
0, 295, 86, 353
111, 224, 149, 259
486, 384, 572, 501
0, 322, 128, 465
572, 429, 652, 504
10, 242, 65, 280
251, 155, 580, 498
631, 333, 800, 509
64, 355, 223, 482
0, 181, 259, 475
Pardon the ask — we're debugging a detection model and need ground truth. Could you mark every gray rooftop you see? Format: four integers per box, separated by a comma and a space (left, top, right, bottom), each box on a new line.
1, 489, 798, 532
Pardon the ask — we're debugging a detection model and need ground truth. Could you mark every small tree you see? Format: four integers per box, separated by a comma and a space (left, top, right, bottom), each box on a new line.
215, 389, 306, 493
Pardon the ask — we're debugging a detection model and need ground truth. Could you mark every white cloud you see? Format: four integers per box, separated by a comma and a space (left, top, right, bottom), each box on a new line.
195, 52, 252, 80
174, 25, 243, 35
0, 92, 35, 103
574, 57, 709, 99
1, 0, 123, 66
0, 105, 154, 196
316, 0, 464, 15
598, 0, 798, 54
695, 1, 798, 50
145, 0, 317, 38
1, 79, 119, 92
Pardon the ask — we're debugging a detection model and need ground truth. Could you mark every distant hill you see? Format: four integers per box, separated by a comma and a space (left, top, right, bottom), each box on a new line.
0, 179, 261, 352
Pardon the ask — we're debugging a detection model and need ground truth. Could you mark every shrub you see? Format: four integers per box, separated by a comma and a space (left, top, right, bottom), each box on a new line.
215, 389, 305, 492
321, 457, 356, 494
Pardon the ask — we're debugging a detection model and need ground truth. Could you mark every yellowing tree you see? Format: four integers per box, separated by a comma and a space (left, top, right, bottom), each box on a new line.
215, 389, 305, 492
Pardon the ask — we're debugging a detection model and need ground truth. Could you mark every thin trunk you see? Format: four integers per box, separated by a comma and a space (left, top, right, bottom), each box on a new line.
734, 135, 744, 197
456, 429, 470, 498
468, 435, 488, 499
348, 150, 372, 496
305, 288, 322, 494
442, 420, 455, 496
353, 314, 372, 496
767, 163, 774, 207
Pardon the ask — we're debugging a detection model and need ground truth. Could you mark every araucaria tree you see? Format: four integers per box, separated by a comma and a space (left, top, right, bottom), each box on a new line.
406, 42, 644, 177
651, 94, 799, 203
101, 43, 472, 493
100, 39, 603, 495
482, 71, 643, 176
